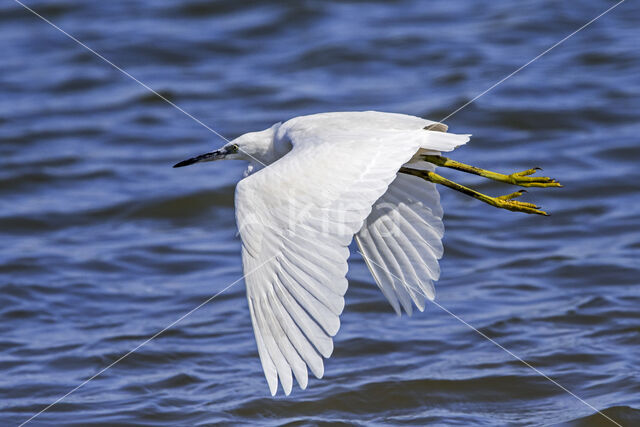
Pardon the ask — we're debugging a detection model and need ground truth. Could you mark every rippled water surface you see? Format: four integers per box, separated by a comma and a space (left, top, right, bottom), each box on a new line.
2, 0, 639, 425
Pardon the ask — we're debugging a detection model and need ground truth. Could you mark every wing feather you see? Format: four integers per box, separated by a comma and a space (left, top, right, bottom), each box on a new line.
261, 292, 308, 390
356, 227, 403, 315
378, 219, 427, 310
271, 276, 333, 359
276, 264, 340, 335
252, 298, 293, 395
279, 251, 345, 314
356, 170, 446, 314
247, 296, 278, 395
365, 223, 415, 314
267, 287, 322, 380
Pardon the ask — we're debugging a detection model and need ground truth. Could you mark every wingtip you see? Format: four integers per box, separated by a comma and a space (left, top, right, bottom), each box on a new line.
316, 366, 324, 379
299, 377, 308, 390
266, 374, 278, 396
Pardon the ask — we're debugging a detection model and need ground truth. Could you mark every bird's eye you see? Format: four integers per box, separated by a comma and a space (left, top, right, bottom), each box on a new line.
230, 144, 239, 153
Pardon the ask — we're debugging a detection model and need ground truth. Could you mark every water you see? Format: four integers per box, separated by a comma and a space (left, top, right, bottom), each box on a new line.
1, 0, 639, 425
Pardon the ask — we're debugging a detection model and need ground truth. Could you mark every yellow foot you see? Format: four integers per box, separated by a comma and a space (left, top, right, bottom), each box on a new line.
506, 167, 562, 188
398, 168, 552, 216
420, 155, 563, 188
493, 189, 548, 216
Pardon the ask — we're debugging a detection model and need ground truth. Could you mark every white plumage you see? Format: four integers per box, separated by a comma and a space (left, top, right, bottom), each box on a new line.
175, 111, 470, 395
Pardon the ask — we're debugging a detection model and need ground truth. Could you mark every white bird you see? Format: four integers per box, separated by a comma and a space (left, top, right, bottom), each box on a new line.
174, 111, 560, 395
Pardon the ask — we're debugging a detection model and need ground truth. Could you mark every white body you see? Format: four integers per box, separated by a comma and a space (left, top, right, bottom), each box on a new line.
232, 111, 470, 394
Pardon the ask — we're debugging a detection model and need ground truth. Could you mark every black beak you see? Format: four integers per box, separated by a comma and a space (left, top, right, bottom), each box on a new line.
173, 150, 224, 168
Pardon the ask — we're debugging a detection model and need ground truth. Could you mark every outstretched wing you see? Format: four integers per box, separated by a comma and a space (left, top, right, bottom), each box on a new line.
235, 114, 439, 395
356, 161, 444, 315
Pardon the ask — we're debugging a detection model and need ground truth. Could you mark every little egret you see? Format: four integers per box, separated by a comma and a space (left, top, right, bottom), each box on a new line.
174, 111, 560, 395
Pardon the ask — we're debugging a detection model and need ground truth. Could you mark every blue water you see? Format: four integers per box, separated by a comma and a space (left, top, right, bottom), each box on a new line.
1, 0, 639, 425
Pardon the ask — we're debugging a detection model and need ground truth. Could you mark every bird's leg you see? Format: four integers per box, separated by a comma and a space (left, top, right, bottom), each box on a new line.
420, 155, 562, 188
398, 167, 549, 216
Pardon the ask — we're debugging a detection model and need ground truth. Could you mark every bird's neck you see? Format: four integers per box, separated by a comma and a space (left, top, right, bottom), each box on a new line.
242, 122, 292, 174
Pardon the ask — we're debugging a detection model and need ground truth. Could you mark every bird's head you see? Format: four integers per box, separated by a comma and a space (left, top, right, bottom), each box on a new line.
173, 123, 282, 168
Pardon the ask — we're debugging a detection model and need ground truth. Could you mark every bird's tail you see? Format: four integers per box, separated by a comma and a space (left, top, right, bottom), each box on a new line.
420, 129, 471, 153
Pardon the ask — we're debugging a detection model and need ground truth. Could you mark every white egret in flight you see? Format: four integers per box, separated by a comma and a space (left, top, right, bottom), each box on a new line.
174, 111, 560, 395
